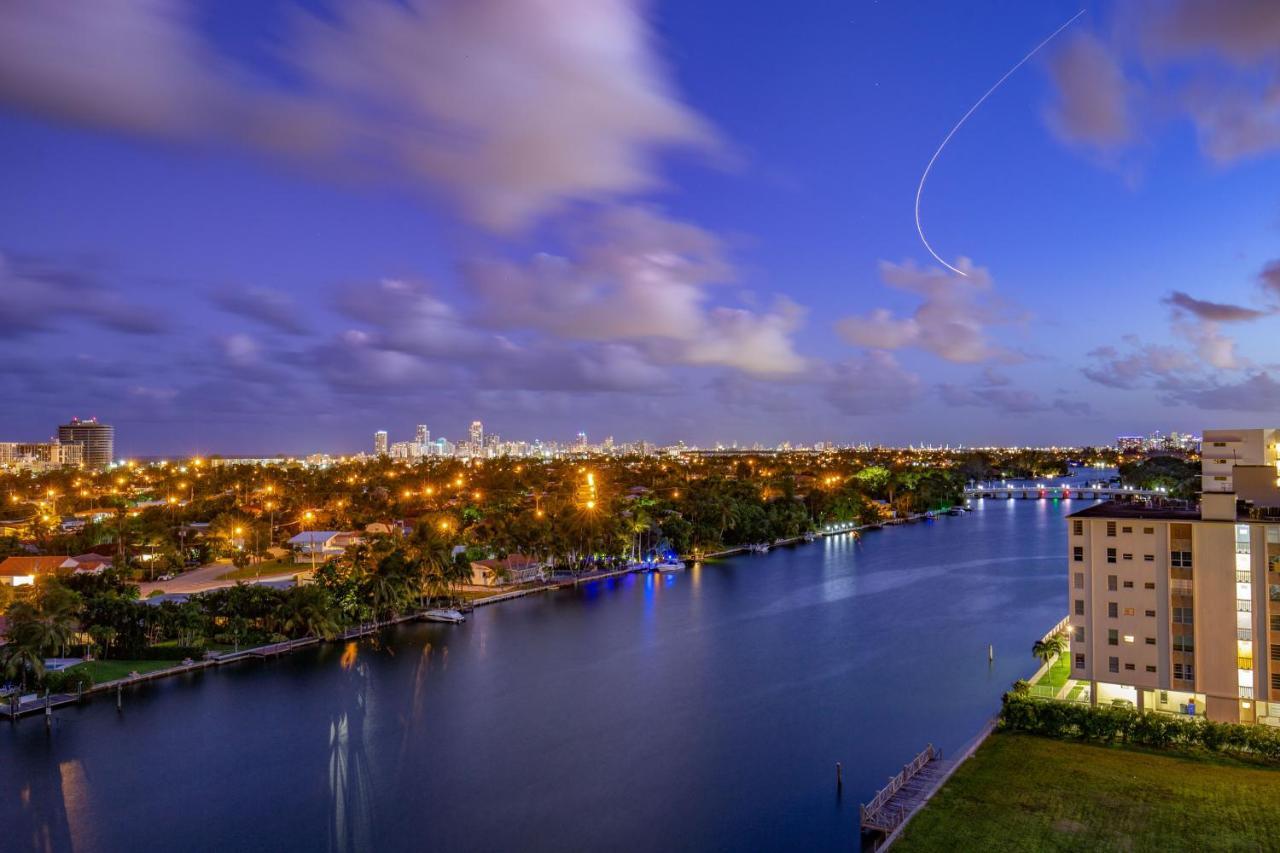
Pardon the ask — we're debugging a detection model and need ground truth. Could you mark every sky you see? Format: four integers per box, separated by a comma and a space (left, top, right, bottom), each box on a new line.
4, 0, 1280, 456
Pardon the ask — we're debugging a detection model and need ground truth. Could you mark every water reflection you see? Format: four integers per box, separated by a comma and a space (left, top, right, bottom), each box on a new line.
328, 643, 374, 853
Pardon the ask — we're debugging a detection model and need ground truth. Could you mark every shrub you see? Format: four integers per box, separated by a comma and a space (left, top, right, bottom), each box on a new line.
999, 695, 1280, 764
44, 668, 95, 693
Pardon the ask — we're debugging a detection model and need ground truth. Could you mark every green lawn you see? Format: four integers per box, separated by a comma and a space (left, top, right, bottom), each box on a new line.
68, 659, 180, 683
895, 732, 1280, 852
216, 559, 300, 581
1031, 654, 1070, 697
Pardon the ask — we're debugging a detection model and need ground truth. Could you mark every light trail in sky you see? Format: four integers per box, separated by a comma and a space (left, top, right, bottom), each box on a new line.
914, 9, 1086, 277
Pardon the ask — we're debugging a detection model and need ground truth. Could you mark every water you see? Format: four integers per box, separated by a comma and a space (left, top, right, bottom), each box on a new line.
4, 498, 1087, 852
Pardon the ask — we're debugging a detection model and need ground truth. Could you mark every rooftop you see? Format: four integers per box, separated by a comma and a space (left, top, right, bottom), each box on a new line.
1068, 501, 1202, 521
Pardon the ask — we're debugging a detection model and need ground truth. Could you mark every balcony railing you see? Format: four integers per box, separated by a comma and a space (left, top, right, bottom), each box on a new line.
1172, 579, 1194, 594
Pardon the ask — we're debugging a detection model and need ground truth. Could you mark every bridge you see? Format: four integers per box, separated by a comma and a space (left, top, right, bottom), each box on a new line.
964, 484, 1165, 501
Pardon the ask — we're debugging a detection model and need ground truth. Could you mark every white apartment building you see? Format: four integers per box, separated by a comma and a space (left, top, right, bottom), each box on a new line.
1069, 428, 1280, 725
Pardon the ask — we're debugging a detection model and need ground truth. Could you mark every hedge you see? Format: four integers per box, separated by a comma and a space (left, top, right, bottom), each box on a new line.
1000, 694, 1280, 762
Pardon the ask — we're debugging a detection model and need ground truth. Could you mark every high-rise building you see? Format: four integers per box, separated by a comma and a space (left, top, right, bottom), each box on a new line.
415, 424, 430, 446
470, 420, 484, 450
374, 430, 388, 456
575, 431, 588, 451
1067, 426, 1280, 726
57, 417, 113, 467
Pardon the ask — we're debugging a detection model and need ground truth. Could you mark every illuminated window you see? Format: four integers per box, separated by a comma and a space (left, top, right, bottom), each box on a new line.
1123, 635, 1135, 644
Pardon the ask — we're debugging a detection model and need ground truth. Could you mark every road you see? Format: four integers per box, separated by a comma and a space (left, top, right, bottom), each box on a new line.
138, 561, 300, 596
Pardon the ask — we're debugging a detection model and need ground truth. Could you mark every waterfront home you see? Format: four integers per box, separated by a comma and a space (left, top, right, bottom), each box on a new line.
0, 555, 79, 586
1066, 427, 1280, 726
470, 554, 545, 587
288, 531, 361, 563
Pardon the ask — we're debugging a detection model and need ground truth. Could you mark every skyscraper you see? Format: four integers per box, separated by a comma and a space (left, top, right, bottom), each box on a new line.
415, 424, 430, 446
374, 430, 388, 456
57, 417, 114, 467
470, 420, 483, 450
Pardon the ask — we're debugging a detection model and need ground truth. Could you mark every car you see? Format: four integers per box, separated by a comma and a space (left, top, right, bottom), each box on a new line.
157, 573, 175, 581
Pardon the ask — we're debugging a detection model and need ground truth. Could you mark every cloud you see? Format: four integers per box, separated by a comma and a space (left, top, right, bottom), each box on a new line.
1144, 0, 1280, 65
465, 206, 807, 375
1082, 340, 1196, 389
335, 278, 496, 359
836, 259, 1022, 364
1162, 290, 1268, 322
1161, 371, 1280, 411
0, 0, 717, 231
938, 381, 1092, 416
1260, 260, 1280, 302
212, 286, 308, 335
1043, 33, 1137, 151
823, 351, 921, 415
0, 251, 166, 336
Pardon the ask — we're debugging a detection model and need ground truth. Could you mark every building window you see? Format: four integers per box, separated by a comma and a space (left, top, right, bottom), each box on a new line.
1108, 629, 1118, 646
1145, 637, 1156, 645
1272, 615, 1280, 632
1075, 653, 1085, 669
1073, 546, 1084, 562
1271, 644, 1280, 662
1107, 548, 1117, 564
1146, 665, 1157, 673
1108, 602, 1118, 618
1145, 610, 1156, 617
1173, 607, 1193, 625
1173, 635, 1194, 652
1123, 608, 1135, 616
1075, 599, 1085, 616
1123, 634, 1135, 643
1143, 527, 1154, 535
1122, 526, 1132, 534
1074, 572, 1084, 590
1074, 626, 1084, 642
1171, 551, 1192, 568
1108, 575, 1118, 591
1106, 522, 1116, 537
1122, 553, 1133, 561
1073, 520, 1083, 536
1124, 663, 1135, 670
1144, 582, 1155, 590
1123, 581, 1134, 589
1109, 657, 1119, 673
1143, 554, 1154, 562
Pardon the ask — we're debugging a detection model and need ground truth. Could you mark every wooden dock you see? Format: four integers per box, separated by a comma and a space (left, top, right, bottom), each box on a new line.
859, 744, 951, 834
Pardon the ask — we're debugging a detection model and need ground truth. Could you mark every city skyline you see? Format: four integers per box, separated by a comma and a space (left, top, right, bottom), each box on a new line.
5, 1, 1280, 454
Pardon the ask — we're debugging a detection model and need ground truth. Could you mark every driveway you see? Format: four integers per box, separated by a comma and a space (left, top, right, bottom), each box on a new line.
138, 561, 299, 596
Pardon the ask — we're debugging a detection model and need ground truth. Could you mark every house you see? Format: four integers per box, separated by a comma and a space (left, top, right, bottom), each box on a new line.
0, 555, 78, 586
469, 553, 545, 587
70, 554, 113, 574
287, 531, 361, 563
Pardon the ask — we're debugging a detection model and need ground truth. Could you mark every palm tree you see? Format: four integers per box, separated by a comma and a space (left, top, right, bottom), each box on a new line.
1031, 633, 1066, 667
280, 586, 341, 640
0, 644, 45, 692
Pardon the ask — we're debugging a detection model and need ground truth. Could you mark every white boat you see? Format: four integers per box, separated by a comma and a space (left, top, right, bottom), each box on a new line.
422, 608, 466, 624
654, 560, 686, 572
803, 532, 816, 543
749, 543, 770, 554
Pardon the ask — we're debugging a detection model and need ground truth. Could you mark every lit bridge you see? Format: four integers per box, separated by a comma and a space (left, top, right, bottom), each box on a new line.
964, 484, 1165, 501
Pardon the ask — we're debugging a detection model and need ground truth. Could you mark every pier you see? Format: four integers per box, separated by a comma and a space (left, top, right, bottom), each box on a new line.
860, 744, 949, 834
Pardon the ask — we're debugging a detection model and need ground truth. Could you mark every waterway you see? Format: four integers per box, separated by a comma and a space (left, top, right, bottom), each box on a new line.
3, 496, 1090, 852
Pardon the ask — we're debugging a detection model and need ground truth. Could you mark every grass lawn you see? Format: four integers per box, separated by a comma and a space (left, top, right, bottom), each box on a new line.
69, 659, 180, 683
894, 732, 1280, 852
1031, 654, 1070, 697
217, 559, 300, 581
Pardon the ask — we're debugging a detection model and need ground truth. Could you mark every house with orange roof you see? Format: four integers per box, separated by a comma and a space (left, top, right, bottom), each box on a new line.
0, 555, 78, 586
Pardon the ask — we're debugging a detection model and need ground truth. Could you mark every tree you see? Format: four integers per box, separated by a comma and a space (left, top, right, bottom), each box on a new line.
1032, 633, 1066, 667
280, 585, 341, 640
0, 643, 44, 692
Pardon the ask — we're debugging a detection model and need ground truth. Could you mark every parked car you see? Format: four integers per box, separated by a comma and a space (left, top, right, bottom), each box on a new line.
157, 573, 175, 581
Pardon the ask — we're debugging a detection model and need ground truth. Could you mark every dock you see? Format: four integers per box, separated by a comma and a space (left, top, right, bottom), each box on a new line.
859, 744, 950, 835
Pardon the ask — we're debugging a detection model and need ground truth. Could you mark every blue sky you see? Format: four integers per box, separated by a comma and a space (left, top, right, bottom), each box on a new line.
3, 0, 1280, 455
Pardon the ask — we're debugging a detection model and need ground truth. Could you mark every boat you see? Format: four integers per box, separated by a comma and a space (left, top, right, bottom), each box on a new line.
422, 608, 466, 624
749, 543, 770, 554
654, 560, 686, 572
803, 532, 816, 543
